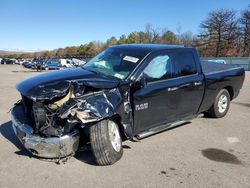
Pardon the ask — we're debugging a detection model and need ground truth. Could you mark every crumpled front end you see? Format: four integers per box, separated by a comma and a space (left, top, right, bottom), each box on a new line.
11, 83, 127, 158
11, 103, 80, 158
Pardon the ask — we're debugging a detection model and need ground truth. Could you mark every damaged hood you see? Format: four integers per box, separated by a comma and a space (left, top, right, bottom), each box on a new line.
17, 67, 120, 101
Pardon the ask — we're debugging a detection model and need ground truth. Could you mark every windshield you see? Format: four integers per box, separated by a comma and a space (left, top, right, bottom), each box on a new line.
83, 48, 144, 80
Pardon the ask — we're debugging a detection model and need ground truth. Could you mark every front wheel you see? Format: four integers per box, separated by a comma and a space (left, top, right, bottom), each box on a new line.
90, 120, 123, 165
207, 89, 230, 118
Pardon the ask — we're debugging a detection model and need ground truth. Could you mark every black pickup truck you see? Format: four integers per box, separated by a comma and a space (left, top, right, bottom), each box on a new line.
11, 44, 245, 165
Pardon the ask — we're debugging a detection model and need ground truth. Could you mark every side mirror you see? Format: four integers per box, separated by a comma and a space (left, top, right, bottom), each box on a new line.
134, 73, 147, 88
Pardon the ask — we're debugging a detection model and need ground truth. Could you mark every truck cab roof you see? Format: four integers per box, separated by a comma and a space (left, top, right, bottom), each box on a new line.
112, 44, 188, 54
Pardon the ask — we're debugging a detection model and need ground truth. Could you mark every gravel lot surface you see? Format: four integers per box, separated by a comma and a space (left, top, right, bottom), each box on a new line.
0, 65, 250, 188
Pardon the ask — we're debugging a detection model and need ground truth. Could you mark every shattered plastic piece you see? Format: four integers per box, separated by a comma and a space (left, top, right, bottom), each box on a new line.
49, 86, 74, 110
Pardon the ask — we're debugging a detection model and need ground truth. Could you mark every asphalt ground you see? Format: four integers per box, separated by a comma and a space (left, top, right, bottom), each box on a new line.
0, 65, 250, 188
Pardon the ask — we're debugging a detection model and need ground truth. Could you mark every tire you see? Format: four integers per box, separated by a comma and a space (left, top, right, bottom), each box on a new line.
207, 89, 230, 118
90, 120, 123, 165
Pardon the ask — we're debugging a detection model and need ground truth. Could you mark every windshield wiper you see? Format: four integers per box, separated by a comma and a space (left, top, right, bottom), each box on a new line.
82, 67, 119, 80
81, 67, 99, 75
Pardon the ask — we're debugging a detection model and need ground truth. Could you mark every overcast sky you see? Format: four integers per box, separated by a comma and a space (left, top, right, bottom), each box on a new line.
0, 0, 249, 51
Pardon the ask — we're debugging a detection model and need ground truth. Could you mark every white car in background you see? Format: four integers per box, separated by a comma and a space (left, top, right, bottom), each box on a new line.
72, 58, 86, 66
59, 59, 73, 68
208, 59, 227, 64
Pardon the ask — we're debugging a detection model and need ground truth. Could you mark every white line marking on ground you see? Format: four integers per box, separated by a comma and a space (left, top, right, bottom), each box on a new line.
227, 137, 240, 143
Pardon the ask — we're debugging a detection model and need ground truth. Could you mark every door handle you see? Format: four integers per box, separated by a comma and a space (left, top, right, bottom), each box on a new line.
168, 87, 179, 91
179, 83, 191, 88
194, 81, 203, 86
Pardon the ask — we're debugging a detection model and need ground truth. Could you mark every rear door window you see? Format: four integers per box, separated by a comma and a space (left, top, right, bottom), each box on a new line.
176, 52, 197, 76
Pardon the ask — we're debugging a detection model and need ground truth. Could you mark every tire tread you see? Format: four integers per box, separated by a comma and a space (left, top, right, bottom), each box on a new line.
90, 120, 123, 166
207, 89, 230, 118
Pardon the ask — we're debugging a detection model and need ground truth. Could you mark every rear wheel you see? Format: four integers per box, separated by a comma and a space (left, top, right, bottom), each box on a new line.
90, 120, 123, 165
207, 89, 230, 118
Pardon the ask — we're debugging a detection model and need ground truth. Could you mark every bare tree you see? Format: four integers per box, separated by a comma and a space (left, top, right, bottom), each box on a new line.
145, 23, 153, 43
137, 32, 147, 43
179, 31, 195, 46
239, 5, 250, 56
144, 24, 160, 43
199, 9, 239, 57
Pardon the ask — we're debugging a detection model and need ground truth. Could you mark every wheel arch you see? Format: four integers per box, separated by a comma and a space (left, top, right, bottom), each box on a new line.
224, 86, 234, 100
110, 114, 127, 141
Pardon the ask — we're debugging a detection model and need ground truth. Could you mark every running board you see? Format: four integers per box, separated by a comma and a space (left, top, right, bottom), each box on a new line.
136, 120, 188, 139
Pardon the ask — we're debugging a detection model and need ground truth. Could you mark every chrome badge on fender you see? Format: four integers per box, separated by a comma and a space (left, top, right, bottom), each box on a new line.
135, 103, 148, 111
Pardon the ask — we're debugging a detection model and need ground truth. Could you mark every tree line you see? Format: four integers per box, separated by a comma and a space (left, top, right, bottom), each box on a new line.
2, 5, 249, 59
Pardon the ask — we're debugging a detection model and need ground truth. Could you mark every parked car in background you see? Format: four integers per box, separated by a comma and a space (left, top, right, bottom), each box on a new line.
22, 61, 34, 68
10, 58, 18, 64
13, 59, 20, 64
66, 59, 75, 67
60, 58, 74, 68
72, 58, 86, 66
1, 58, 7, 64
18, 60, 24, 65
208, 59, 226, 64
1, 58, 16, 64
31, 60, 38, 69
42, 58, 61, 70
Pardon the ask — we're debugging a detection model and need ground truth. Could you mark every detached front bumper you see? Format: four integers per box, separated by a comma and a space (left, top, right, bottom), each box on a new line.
11, 104, 80, 158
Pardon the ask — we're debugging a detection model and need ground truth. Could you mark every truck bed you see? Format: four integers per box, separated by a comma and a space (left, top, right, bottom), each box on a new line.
201, 61, 240, 74
198, 61, 245, 113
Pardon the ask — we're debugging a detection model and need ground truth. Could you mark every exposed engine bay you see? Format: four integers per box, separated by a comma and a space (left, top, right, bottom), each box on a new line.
21, 82, 130, 138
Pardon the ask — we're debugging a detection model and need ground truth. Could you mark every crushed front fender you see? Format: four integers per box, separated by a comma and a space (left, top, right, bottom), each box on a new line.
59, 88, 123, 123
